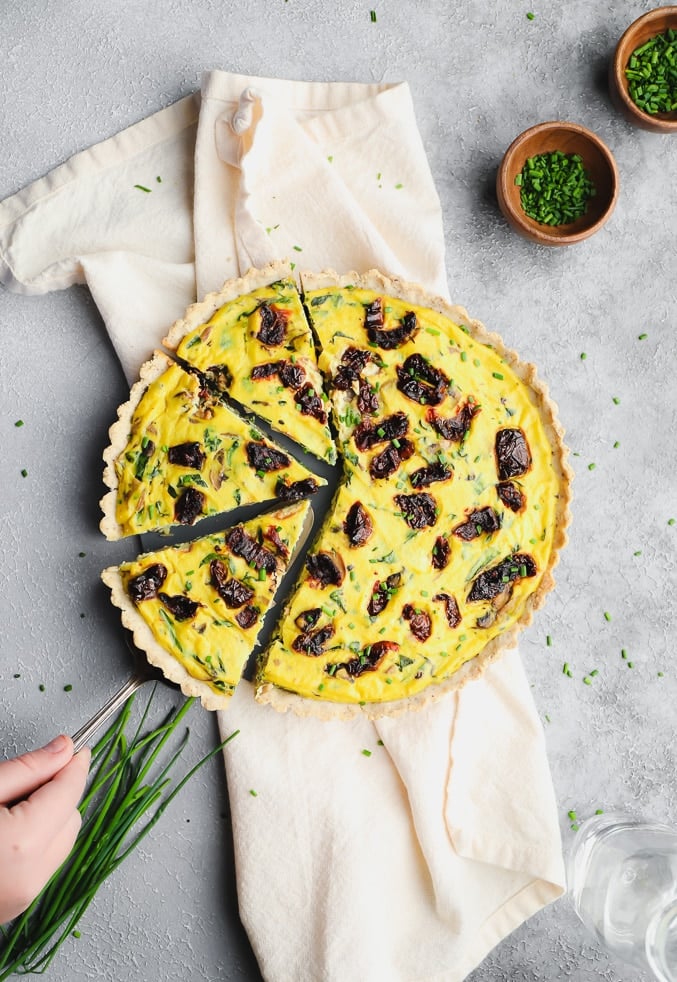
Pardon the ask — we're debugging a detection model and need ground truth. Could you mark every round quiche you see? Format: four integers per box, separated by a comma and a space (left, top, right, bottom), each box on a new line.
101, 262, 571, 718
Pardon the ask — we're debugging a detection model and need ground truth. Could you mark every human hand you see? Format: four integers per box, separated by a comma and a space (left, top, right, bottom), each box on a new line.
0, 734, 90, 924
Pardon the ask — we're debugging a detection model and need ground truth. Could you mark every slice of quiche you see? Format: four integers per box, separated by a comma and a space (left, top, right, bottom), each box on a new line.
255, 269, 572, 719
102, 500, 313, 710
100, 352, 324, 540
163, 261, 336, 465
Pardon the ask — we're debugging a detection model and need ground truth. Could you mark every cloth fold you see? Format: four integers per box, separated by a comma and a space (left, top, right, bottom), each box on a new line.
0, 69, 565, 982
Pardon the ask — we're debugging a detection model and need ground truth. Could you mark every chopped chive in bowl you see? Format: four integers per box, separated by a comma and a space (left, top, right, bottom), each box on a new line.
515, 150, 596, 226
625, 29, 677, 115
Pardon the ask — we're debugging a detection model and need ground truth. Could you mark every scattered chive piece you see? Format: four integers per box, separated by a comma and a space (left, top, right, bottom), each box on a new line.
633, 550, 642, 556
13, 674, 20, 680
63, 684, 73, 692
580, 352, 587, 360
595, 809, 604, 815
621, 648, 628, 659
568, 809, 577, 821
588, 462, 596, 471
638, 332, 648, 340
613, 440, 620, 448
39, 684, 45, 692
516, 150, 596, 226
156, 176, 162, 183
546, 635, 552, 646
582, 676, 592, 686
78, 552, 86, 558
377, 739, 384, 746
612, 396, 620, 405
562, 662, 573, 677
625, 29, 677, 115
21, 469, 28, 478
327, 155, 333, 163
133, 184, 151, 193
293, 245, 302, 252
544, 713, 551, 723
72, 930, 81, 939
361, 749, 372, 757
658, 672, 664, 677
370, 9, 377, 21
668, 518, 676, 526
627, 661, 634, 669
604, 611, 611, 622
249, 789, 258, 797
526, 11, 535, 20
14, 419, 24, 427
394, 182, 403, 189
492, 372, 504, 380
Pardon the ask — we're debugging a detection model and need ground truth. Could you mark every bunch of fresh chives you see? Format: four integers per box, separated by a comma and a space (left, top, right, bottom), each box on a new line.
514, 150, 596, 226
625, 29, 677, 115
0, 690, 238, 980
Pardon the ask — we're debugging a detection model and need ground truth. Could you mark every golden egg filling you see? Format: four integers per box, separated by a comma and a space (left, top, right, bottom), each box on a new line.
102, 263, 570, 718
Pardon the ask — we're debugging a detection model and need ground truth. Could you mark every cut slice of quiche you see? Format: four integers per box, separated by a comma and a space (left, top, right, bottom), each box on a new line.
102, 500, 313, 710
100, 352, 324, 540
255, 269, 572, 719
163, 261, 336, 465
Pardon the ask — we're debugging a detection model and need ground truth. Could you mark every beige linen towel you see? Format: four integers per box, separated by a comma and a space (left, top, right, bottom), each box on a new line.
0, 70, 565, 982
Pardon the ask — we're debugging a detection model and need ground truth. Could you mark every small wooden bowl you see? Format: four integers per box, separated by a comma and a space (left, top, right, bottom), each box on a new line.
611, 6, 677, 132
496, 121, 619, 246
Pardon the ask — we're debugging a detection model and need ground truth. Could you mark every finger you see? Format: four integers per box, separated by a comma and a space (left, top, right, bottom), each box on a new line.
10, 749, 90, 839
0, 735, 75, 805
0, 810, 83, 923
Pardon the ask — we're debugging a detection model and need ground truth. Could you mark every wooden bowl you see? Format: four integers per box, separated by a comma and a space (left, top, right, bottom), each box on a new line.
496, 121, 619, 246
611, 7, 677, 133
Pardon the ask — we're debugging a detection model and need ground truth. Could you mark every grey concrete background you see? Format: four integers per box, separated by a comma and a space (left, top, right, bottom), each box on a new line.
1, 1, 675, 980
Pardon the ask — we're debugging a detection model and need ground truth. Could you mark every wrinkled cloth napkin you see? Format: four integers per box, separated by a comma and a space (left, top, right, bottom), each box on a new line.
0, 70, 565, 981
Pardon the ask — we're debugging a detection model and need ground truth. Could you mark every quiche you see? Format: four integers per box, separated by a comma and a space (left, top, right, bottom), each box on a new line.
101, 500, 313, 710
163, 261, 336, 465
100, 351, 324, 540
254, 269, 571, 718
102, 265, 571, 718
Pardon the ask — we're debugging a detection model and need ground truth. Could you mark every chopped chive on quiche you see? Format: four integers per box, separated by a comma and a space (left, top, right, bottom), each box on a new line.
100, 351, 324, 541
254, 268, 571, 718
101, 264, 570, 718
163, 261, 336, 465
102, 500, 313, 710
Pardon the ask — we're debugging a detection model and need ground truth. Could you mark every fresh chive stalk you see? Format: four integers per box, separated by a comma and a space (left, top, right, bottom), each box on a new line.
515, 150, 596, 226
0, 690, 238, 980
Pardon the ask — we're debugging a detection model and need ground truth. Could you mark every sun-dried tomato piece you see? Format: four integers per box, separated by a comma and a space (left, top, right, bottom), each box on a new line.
256, 303, 288, 347
292, 623, 335, 656
394, 492, 438, 529
364, 300, 418, 349
410, 461, 452, 489
431, 535, 451, 570
433, 592, 462, 628
251, 361, 283, 381
295, 383, 327, 424
452, 507, 502, 541
357, 377, 379, 415
278, 361, 306, 390
327, 640, 398, 678
495, 428, 532, 481
369, 438, 415, 480
158, 592, 201, 621
402, 603, 432, 642
343, 501, 374, 547
427, 399, 480, 442
353, 411, 409, 451
236, 605, 260, 629
367, 572, 402, 617
174, 487, 205, 525
210, 560, 255, 608
225, 526, 278, 573
396, 354, 449, 406
246, 441, 291, 472
332, 347, 373, 391
128, 563, 167, 602
496, 480, 526, 512
263, 525, 290, 559
275, 476, 319, 502
204, 364, 233, 389
295, 608, 322, 631
305, 550, 346, 588
167, 441, 206, 470
467, 553, 537, 603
